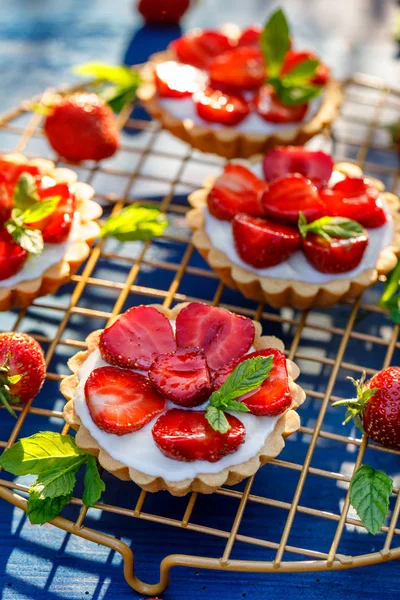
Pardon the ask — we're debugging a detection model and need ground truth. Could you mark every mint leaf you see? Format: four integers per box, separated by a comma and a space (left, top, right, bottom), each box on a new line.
211, 356, 273, 407
83, 456, 105, 507
350, 465, 393, 535
6, 219, 44, 255
13, 173, 39, 211
223, 400, 250, 413
205, 405, 230, 434
379, 259, 400, 324
260, 9, 290, 78
27, 492, 73, 526
275, 81, 321, 106
22, 196, 61, 224
298, 213, 366, 242
281, 58, 320, 86
30, 456, 84, 499
101, 204, 168, 242
0, 432, 84, 475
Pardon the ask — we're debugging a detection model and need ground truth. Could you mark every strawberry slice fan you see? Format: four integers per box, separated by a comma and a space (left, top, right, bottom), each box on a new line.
138, 9, 343, 158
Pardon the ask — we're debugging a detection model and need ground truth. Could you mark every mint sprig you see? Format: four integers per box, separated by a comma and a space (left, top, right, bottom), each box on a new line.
13, 173, 39, 211
378, 259, 400, 324
205, 355, 274, 433
0, 432, 105, 525
101, 204, 168, 242
350, 465, 393, 535
260, 9, 322, 106
298, 212, 366, 242
73, 63, 141, 113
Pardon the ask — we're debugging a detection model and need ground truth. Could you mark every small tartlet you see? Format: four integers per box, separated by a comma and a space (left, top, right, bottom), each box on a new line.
61, 303, 306, 496
187, 162, 400, 309
138, 47, 344, 160
0, 153, 102, 310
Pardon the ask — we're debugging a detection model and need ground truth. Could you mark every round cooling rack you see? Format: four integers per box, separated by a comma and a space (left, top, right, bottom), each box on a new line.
0, 74, 400, 596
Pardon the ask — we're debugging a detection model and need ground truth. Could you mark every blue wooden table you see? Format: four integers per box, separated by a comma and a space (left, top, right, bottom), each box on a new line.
1, 1, 400, 599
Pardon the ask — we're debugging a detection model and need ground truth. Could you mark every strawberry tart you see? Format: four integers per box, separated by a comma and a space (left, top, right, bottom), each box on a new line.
0, 154, 101, 309
138, 9, 343, 158
61, 302, 305, 496
187, 147, 400, 309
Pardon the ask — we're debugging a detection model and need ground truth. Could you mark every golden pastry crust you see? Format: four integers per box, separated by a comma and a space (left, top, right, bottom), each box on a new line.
137, 49, 344, 159
0, 153, 102, 310
61, 303, 306, 496
187, 162, 400, 309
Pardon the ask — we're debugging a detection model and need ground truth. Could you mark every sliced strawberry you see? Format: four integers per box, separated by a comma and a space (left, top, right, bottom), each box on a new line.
28, 182, 76, 243
213, 348, 292, 416
237, 25, 262, 47
281, 50, 330, 86
321, 177, 387, 229
175, 302, 254, 371
302, 232, 369, 273
263, 146, 334, 189
209, 47, 265, 91
171, 30, 233, 69
154, 61, 207, 98
99, 305, 176, 370
152, 408, 245, 462
85, 366, 166, 435
232, 213, 301, 268
207, 164, 267, 221
193, 87, 250, 126
255, 85, 309, 123
262, 174, 324, 224
149, 347, 211, 407
0, 230, 28, 280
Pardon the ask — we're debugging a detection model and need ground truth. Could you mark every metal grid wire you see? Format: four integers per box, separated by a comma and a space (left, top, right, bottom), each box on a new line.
0, 74, 400, 595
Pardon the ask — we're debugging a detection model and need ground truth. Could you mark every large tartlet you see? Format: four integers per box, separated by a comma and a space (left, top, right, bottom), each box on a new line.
61, 303, 305, 496
138, 39, 343, 159
187, 162, 400, 309
0, 153, 102, 310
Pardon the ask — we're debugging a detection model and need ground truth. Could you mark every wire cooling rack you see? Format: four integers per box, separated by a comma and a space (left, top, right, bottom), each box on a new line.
0, 74, 400, 596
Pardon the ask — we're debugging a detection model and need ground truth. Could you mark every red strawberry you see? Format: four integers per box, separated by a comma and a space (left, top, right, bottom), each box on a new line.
232, 214, 301, 268
99, 306, 176, 370
207, 164, 267, 221
209, 47, 265, 91
152, 408, 245, 462
237, 26, 262, 47
85, 366, 166, 435
193, 87, 250, 126
0, 332, 46, 415
0, 161, 41, 225
44, 93, 119, 162
154, 61, 206, 98
213, 348, 292, 416
28, 182, 76, 244
175, 302, 254, 371
302, 231, 368, 273
137, 0, 190, 25
0, 230, 28, 280
281, 50, 330, 86
263, 146, 334, 189
255, 85, 309, 123
171, 31, 233, 69
321, 177, 387, 229
334, 368, 400, 450
262, 174, 324, 224
149, 347, 211, 407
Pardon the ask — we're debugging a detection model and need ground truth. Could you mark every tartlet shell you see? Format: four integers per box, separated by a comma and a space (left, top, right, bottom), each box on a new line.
0, 154, 102, 310
137, 49, 344, 159
61, 303, 306, 496
187, 162, 400, 309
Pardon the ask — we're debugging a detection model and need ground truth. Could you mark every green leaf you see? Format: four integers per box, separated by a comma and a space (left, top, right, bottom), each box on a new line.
299, 215, 366, 242
8, 374, 22, 385
27, 492, 73, 525
6, 220, 44, 255
205, 405, 231, 434
83, 455, 105, 507
22, 196, 61, 224
223, 400, 250, 413
29, 456, 84, 500
13, 173, 39, 211
281, 58, 320, 86
379, 259, 400, 320
0, 432, 84, 476
101, 204, 168, 242
260, 9, 290, 78
275, 82, 322, 106
350, 465, 393, 535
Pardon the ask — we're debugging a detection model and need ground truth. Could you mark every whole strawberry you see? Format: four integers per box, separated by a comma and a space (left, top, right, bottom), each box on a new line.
334, 368, 400, 449
0, 333, 46, 416
137, 0, 190, 24
44, 93, 119, 162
